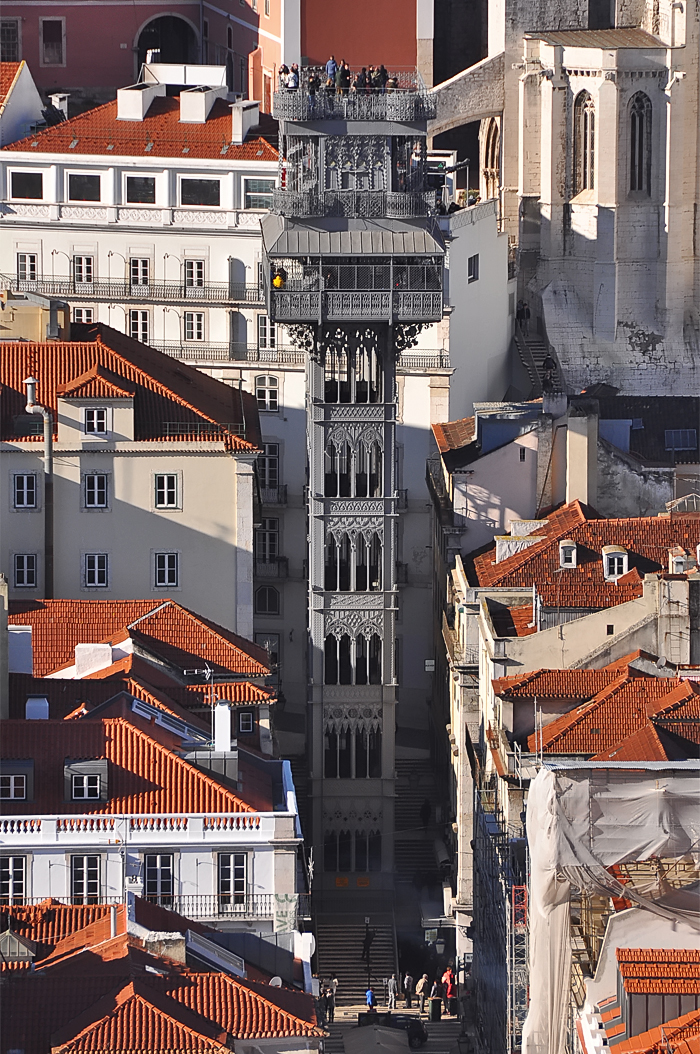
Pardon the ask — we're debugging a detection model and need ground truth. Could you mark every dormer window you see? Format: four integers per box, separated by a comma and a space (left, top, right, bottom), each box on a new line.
65, 759, 108, 802
85, 408, 108, 435
602, 545, 628, 581
669, 547, 693, 575
72, 773, 100, 799
559, 540, 577, 568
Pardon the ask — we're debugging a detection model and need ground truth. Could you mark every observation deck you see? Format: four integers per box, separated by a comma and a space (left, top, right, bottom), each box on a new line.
273, 67, 436, 123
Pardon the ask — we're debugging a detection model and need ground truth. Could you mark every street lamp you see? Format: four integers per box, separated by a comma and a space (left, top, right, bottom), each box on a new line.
107, 250, 127, 286
51, 248, 71, 286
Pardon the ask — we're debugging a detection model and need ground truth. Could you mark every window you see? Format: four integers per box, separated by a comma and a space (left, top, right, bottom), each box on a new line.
519, 447, 526, 462
244, 179, 275, 209
126, 175, 156, 204
73, 307, 94, 323
255, 585, 280, 614
17, 253, 37, 281
0, 775, 26, 800
259, 443, 279, 488
68, 174, 100, 202
0, 857, 25, 904
85, 407, 108, 434
155, 473, 178, 508
185, 259, 205, 287
1, 19, 20, 62
145, 854, 173, 906
155, 552, 179, 587
218, 852, 246, 905
324, 831, 381, 872
603, 548, 628, 580
130, 258, 150, 286
559, 540, 577, 568
665, 429, 697, 451
73, 255, 93, 283
265, 0, 270, 14
324, 728, 382, 778
257, 315, 277, 349
574, 91, 595, 193
14, 554, 37, 588
40, 18, 64, 65
607, 624, 614, 635
467, 253, 480, 283
227, 26, 233, 50
184, 311, 205, 341
85, 553, 109, 587
239, 712, 254, 733
14, 474, 36, 509
72, 773, 100, 799
129, 309, 149, 343
630, 93, 652, 194
71, 855, 100, 904
11, 172, 42, 200
85, 473, 108, 508
256, 375, 278, 412
180, 178, 220, 207
255, 518, 278, 564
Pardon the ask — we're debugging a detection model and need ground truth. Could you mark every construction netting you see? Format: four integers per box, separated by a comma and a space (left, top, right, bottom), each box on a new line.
522, 763, 700, 1054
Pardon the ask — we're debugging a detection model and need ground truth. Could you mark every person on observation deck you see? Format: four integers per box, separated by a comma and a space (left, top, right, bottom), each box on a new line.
326, 55, 337, 87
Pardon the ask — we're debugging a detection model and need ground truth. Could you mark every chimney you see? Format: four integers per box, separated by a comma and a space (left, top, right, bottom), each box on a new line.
117, 81, 166, 121
230, 100, 260, 145
110, 905, 118, 938
74, 642, 113, 677
180, 85, 228, 123
26, 695, 49, 720
49, 93, 69, 118
565, 399, 598, 507
214, 700, 232, 752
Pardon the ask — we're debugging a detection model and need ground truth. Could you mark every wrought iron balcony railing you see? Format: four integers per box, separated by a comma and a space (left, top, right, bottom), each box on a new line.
150, 341, 307, 364
273, 88, 436, 123
255, 556, 289, 579
272, 189, 436, 220
270, 289, 443, 323
260, 484, 288, 506
1, 273, 263, 306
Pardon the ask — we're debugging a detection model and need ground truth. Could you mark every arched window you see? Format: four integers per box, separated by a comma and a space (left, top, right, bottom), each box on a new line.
324, 631, 382, 684
255, 585, 279, 614
255, 375, 278, 412
573, 92, 595, 193
483, 118, 500, 200
629, 92, 652, 194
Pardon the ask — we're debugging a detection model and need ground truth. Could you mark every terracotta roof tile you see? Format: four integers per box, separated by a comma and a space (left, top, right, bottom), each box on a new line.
493, 668, 618, 699
8, 599, 269, 678
472, 501, 700, 608
590, 722, 674, 761
432, 416, 476, 453
0, 61, 23, 107
1, 325, 261, 450
609, 1009, 700, 1054
0, 901, 113, 949
0, 718, 260, 814
3, 96, 278, 161
57, 364, 137, 399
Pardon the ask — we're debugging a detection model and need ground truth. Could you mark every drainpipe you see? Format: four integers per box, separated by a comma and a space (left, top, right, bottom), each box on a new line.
24, 377, 53, 599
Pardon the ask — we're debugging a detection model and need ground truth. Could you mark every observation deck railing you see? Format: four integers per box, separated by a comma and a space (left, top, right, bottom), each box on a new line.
273, 67, 435, 122
272, 188, 436, 219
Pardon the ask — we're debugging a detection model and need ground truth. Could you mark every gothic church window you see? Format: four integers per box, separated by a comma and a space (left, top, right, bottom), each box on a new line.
629, 93, 652, 194
573, 92, 595, 194
483, 119, 500, 201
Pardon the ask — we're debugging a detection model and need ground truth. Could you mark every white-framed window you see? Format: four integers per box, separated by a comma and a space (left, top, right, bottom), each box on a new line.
40, 17, 65, 66
14, 554, 37, 588
84, 407, 108, 434
0, 856, 25, 904
603, 548, 628, 581
17, 253, 37, 281
180, 178, 220, 207
1, 19, 21, 62
85, 473, 108, 508
665, 429, 697, 452
73, 307, 94, 323
255, 517, 278, 563
130, 258, 150, 286
184, 311, 205, 341
85, 553, 109, 588
73, 255, 93, 283
72, 773, 100, 800
10, 171, 42, 200
259, 443, 279, 488
129, 309, 149, 343
155, 473, 178, 509
559, 541, 577, 568
467, 254, 480, 283
67, 173, 100, 202
257, 315, 277, 349
125, 175, 156, 204
244, 178, 275, 210
14, 474, 36, 509
0, 775, 26, 800
238, 712, 254, 734
218, 852, 246, 904
255, 585, 280, 615
145, 853, 173, 905
255, 375, 278, 412
185, 259, 205, 287
71, 855, 100, 904
155, 552, 179, 588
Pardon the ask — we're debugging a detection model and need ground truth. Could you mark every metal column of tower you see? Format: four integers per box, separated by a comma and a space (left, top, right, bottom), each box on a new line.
263, 74, 442, 911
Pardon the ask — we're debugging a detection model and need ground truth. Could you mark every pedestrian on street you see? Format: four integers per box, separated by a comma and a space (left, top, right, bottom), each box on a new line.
416, 974, 429, 1015
403, 972, 414, 1009
387, 974, 398, 1010
324, 988, 335, 1023
361, 926, 375, 963
522, 301, 531, 335
366, 986, 377, 1011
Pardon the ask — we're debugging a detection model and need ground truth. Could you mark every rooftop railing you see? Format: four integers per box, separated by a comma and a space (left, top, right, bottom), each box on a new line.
273, 67, 435, 122
272, 188, 436, 220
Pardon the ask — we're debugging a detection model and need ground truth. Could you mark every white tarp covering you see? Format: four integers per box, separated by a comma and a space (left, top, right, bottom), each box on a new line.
522, 762, 700, 1054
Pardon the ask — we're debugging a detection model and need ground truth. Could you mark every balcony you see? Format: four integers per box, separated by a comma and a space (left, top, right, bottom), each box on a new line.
442, 610, 479, 667
273, 84, 436, 123
151, 342, 306, 364
3, 893, 312, 922
255, 556, 288, 579
0, 202, 268, 232
270, 289, 442, 323
1, 273, 263, 306
260, 485, 287, 506
272, 189, 436, 220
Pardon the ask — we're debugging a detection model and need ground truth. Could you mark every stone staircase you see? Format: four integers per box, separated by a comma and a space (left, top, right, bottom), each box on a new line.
322, 1011, 465, 1054
514, 323, 565, 397
315, 915, 398, 1007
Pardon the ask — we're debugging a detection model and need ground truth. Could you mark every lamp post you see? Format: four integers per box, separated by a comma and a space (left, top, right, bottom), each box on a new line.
51, 248, 71, 289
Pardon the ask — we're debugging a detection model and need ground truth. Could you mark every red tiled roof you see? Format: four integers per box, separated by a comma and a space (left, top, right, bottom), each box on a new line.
0, 901, 114, 948
590, 722, 677, 762
0, 61, 22, 107
57, 364, 137, 399
8, 599, 269, 678
616, 949, 700, 995
472, 501, 700, 608
432, 416, 476, 453
0, 718, 260, 814
3, 96, 278, 161
493, 668, 619, 699
1, 326, 261, 450
181, 681, 275, 706
609, 1009, 700, 1054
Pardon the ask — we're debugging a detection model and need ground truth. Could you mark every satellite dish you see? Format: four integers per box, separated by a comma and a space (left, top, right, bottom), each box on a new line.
269, 976, 283, 987
656, 656, 667, 669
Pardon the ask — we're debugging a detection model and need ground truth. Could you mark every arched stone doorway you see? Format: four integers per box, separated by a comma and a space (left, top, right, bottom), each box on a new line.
137, 16, 198, 69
